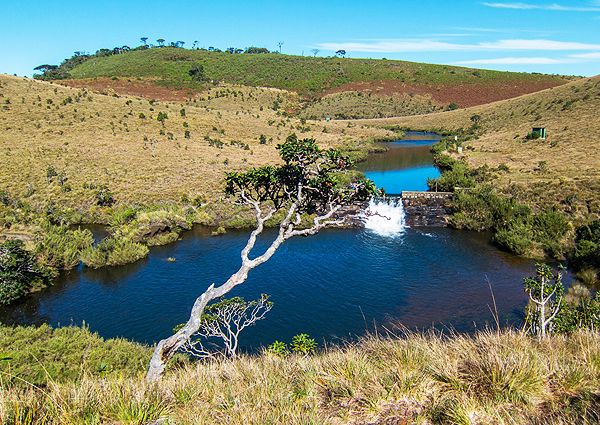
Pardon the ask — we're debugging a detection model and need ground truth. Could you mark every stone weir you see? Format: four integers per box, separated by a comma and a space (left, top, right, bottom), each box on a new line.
400, 191, 453, 227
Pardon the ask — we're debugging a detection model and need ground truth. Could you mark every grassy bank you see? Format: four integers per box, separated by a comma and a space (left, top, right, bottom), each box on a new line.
1, 325, 599, 424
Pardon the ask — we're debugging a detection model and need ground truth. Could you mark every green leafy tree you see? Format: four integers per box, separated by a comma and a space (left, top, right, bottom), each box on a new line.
0, 240, 44, 305
146, 134, 377, 381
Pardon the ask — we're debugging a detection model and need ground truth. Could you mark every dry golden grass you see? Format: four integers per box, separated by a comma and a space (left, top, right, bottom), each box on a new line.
0, 74, 392, 217
355, 76, 600, 215
299, 91, 441, 120
2, 330, 599, 424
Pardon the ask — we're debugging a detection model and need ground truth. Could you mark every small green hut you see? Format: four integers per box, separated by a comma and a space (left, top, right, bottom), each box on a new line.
531, 126, 547, 139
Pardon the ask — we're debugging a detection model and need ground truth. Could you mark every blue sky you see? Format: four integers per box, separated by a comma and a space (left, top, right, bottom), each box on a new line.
2, 0, 600, 76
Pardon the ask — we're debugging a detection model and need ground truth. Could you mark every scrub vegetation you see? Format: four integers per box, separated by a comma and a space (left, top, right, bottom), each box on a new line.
1, 325, 599, 424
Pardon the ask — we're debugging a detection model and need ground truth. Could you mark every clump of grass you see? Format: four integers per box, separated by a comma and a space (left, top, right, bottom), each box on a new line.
81, 236, 149, 268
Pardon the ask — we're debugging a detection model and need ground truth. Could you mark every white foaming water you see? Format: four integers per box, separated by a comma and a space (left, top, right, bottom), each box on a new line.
362, 197, 406, 237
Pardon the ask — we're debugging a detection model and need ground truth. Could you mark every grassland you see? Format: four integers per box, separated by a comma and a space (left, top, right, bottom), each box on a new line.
355, 76, 600, 220
0, 74, 392, 225
1, 324, 599, 424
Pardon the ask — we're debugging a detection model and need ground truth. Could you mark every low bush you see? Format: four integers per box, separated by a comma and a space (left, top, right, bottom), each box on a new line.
0, 240, 45, 305
35, 224, 94, 270
493, 223, 535, 256
81, 236, 149, 268
571, 220, 600, 270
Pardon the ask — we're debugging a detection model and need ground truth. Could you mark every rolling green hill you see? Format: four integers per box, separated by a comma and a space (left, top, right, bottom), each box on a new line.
59, 47, 568, 103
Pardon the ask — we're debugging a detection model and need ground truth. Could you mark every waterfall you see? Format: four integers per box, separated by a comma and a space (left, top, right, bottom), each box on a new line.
362, 197, 406, 237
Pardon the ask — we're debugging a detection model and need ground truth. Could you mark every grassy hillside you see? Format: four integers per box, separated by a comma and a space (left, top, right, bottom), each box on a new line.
57, 47, 569, 116
0, 74, 390, 219
2, 326, 599, 424
357, 76, 600, 219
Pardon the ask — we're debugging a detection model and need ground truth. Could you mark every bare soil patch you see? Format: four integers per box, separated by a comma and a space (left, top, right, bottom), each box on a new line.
324, 79, 567, 108
60, 77, 197, 101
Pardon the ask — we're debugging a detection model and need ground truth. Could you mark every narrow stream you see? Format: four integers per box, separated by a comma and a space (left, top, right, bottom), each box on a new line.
1, 132, 536, 349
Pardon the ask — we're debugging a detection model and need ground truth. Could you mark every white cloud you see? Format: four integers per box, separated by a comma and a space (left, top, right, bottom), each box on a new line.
316, 39, 600, 53
454, 51, 600, 66
483, 2, 600, 12
481, 39, 600, 50
569, 51, 600, 58
455, 56, 570, 65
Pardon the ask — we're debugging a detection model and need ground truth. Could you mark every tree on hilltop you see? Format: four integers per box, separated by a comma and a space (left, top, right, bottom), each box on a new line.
157, 38, 165, 47
146, 134, 378, 381
311, 48, 320, 57
33, 64, 58, 73
140, 37, 148, 46
335, 49, 347, 58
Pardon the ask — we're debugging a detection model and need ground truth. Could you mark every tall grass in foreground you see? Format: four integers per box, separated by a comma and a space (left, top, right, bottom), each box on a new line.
1, 330, 599, 424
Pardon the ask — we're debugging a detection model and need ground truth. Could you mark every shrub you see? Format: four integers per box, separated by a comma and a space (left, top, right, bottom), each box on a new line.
532, 209, 569, 257
493, 223, 534, 256
157, 111, 168, 123
82, 237, 149, 268
290, 333, 317, 355
0, 324, 149, 386
428, 162, 475, 192
189, 65, 206, 82
267, 340, 289, 357
35, 225, 94, 270
571, 220, 600, 270
0, 240, 45, 305
95, 185, 115, 206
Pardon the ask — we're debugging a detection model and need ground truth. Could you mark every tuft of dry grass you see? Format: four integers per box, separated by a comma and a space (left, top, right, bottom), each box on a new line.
1, 330, 599, 424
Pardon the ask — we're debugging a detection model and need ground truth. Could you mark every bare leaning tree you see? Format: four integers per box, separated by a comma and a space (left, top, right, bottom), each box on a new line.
146, 134, 377, 381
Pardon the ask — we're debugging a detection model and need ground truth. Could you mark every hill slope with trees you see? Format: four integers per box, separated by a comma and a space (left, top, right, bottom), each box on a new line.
36, 46, 570, 118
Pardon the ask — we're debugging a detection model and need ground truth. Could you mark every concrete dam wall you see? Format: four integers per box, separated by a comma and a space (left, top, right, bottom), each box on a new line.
401, 191, 453, 227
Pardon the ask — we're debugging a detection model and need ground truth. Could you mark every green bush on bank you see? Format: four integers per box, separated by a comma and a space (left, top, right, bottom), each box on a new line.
35, 224, 94, 271
429, 140, 571, 258
451, 187, 569, 258
81, 236, 149, 268
572, 220, 600, 271
0, 240, 46, 305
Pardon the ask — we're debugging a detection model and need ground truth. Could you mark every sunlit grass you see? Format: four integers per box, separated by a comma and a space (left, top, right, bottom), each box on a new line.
1, 329, 599, 424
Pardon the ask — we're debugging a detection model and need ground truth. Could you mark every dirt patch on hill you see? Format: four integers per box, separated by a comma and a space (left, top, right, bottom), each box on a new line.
324, 79, 567, 108
60, 78, 197, 101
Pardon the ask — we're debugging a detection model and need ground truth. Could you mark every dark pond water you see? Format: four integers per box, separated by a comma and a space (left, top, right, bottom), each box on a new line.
1, 132, 537, 350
